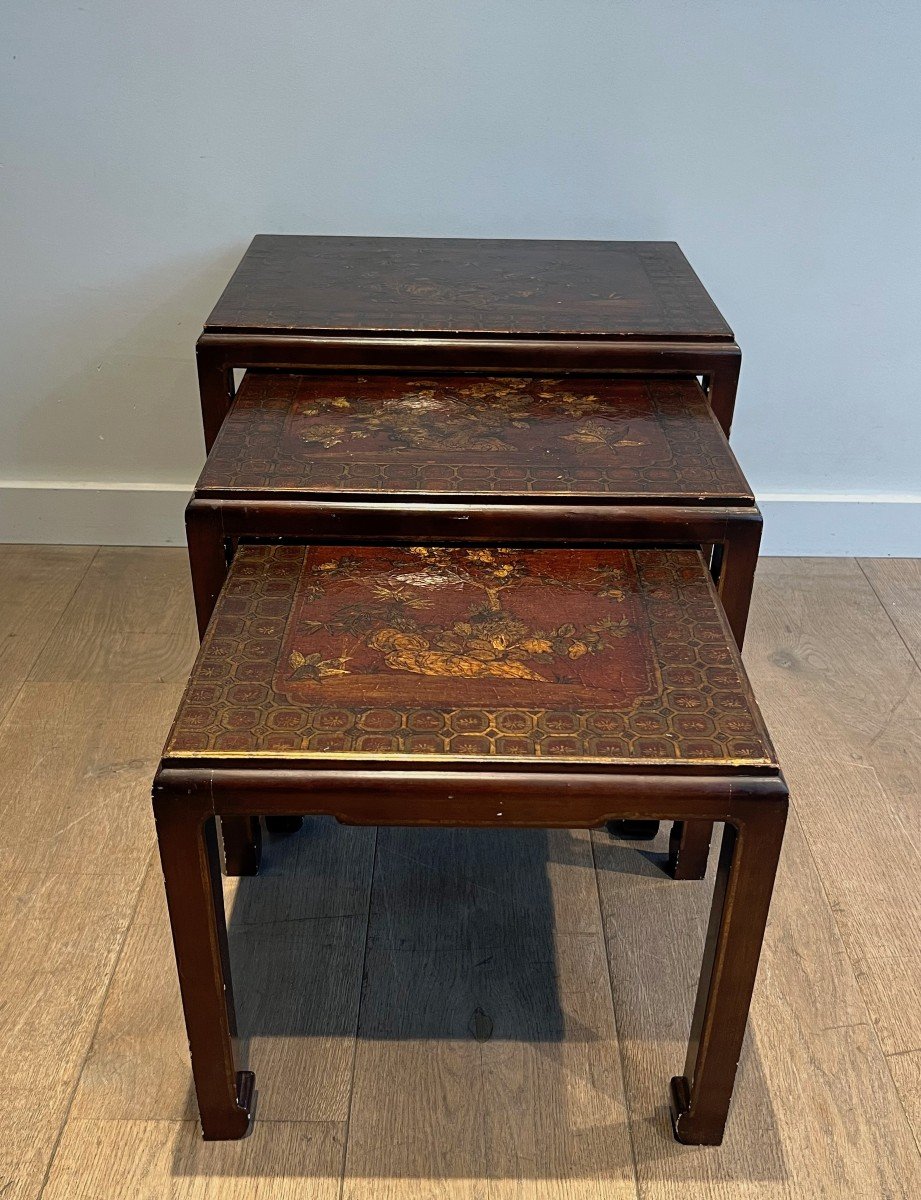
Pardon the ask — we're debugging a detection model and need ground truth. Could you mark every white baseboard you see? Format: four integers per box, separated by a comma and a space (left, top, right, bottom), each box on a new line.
0, 481, 189, 547
1, 481, 919, 556
757, 494, 921, 556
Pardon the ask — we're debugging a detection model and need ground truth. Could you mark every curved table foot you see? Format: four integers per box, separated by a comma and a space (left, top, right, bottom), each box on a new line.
202, 1071, 255, 1141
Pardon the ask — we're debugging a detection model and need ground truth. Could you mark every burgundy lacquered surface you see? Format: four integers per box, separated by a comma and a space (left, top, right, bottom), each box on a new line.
196, 373, 752, 503
165, 544, 775, 770
205, 236, 734, 341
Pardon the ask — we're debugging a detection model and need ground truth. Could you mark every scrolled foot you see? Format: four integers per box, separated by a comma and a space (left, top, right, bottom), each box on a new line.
201, 1071, 255, 1141
669, 1075, 726, 1146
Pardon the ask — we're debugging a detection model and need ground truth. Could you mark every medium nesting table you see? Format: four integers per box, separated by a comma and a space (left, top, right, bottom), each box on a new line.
154, 543, 787, 1146
195, 235, 742, 449
186, 370, 762, 879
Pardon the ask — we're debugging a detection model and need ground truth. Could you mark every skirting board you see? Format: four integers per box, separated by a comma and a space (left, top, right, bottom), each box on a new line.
0, 482, 919, 557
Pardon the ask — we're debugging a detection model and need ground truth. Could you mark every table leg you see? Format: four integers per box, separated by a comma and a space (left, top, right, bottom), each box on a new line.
704, 354, 741, 438
669, 514, 763, 879
715, 515, 763, 649
667, 819, 714, 880
185, 502, 230, 639
670, 793, 787, 1144
196, 350, 236, 452
153, 797, 254, 1139
221, 816, 262, 876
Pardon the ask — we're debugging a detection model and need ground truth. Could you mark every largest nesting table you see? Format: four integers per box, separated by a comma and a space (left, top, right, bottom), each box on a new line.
153, 542, 787, 1146
196, 235, 742, 448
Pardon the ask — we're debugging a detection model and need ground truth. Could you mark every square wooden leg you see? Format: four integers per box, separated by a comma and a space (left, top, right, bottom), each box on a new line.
669, 513, 764, 879
667, 818, 714, 880
715, 513, 763, 649
670, 794, 788, 1144
153, 791, 253, 1139
185, 501, 230, 640
220, 816, 262, 876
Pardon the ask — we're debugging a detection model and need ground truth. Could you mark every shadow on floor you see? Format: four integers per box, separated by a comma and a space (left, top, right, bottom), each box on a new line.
172, 818, 785, 1183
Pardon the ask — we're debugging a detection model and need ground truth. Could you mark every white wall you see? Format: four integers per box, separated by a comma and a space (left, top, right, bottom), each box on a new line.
3, 2, 919, 552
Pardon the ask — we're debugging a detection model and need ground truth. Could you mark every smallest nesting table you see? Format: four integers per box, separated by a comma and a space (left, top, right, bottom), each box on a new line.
153, 543, 787, 1145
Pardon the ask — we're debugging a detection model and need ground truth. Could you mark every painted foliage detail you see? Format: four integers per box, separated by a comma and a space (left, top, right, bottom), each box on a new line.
197, 374, 750, 498
296, 377, 646, 456
165, 546, 775, 765
285, 547, 632, 687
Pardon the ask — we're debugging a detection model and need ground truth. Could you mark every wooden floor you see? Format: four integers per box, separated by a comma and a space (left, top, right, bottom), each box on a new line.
1, 546, 919, 1199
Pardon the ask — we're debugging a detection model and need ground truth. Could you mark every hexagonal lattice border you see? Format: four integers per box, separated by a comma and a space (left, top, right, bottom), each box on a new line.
165, 545, 775, 768
196, 374, 751, 499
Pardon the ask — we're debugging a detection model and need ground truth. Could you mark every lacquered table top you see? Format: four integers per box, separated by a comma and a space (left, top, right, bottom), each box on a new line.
164, 544, 775, 770
196, 373, 752, 503
204, 236, 733, 341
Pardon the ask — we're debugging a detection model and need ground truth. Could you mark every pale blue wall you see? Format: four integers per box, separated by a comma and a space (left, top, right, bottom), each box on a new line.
3, 3, 919, 521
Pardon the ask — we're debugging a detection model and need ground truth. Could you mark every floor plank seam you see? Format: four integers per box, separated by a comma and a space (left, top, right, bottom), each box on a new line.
0, 546, 99, 729
856, 558, 921, 674
882, 1048, 921, 1162
589, 833, 643, 1197
785, 803, 890, 1035
337, 825, 379, 1200
35, 844, 155, 1199
789, 805, 921, 1166
794, 806, 921, 1062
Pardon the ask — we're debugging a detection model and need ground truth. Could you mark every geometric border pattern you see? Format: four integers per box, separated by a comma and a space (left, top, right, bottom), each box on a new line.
165, 545, 776, 769
197, 374, 752, 501
205, 236, 734, 339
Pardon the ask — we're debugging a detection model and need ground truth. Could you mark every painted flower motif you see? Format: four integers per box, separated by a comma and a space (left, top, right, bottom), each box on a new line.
519, 637, 552, 654
290, 548, 635, 689
300, 422, 348, 448
391, 569, 466, 590
289, 649, 352, 680
399, 392, 444, 411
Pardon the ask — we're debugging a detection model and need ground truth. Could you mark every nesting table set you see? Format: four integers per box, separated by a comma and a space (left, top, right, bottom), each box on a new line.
154, 237, 787, 1147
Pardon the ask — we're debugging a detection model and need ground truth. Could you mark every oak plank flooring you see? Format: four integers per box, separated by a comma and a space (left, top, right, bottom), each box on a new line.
0, 545, 95, 721
859, 557, 921, 665
887, 1051, 921, 1150
743, 559, 921, 1057
0, 870, 139, 1113
42, 1119, 346, 1200
72, 818, 377, 1124
0, 681, 181, 878
0, 547, 196, 1200
0, 549, 918, 1198
593, 811, 921, 1197
342, 829, 637, 1199
28, 546, 198, 683
0, 1113, 68, 1200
